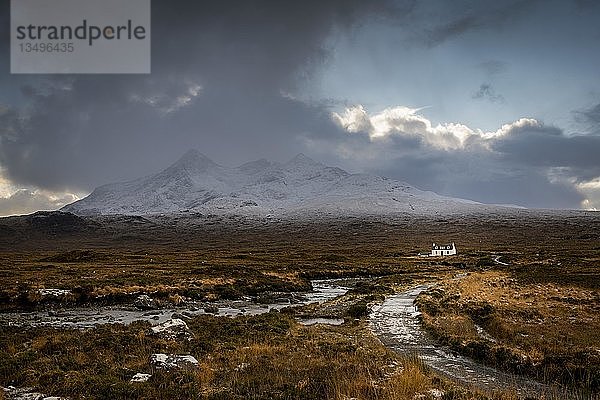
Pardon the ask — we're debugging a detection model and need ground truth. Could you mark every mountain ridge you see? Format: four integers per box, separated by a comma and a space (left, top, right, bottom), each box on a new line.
62, 150, 492, 216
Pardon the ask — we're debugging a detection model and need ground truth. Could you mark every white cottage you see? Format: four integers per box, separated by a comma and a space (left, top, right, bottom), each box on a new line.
430, 242, 456, 256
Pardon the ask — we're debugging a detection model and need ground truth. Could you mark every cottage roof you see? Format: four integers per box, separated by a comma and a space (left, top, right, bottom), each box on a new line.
432, 243, 455, 250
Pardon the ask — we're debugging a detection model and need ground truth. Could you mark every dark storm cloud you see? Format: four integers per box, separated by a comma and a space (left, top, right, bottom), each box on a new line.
323, 107, 600, 208
0, 0, 403, 191
585, 104, 600, 123
424, 15, 480, 47
573, 0, 600, 9
370, 132, 593, 209
1, 0, 599, 211
0, 4, 8, 69
374, 152, 583, 209
420, 0, 540, 47
491, 125, 600, 184
575, 103, 600, 129
0, 106, 19, 141
472, 83, 505, 103
478, 60, 508, 76
150, 1, 401, 89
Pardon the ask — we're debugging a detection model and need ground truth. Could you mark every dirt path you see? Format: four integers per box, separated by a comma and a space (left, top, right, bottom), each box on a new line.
369, 284, 585, 399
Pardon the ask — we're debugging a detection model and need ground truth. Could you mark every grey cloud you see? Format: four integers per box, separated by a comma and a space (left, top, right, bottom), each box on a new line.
575, 103, 600, 130
491, 127, 600, 174
373, 132, 424, 152
0, 0, 399, 191
574, 0, 600, 9
0, 189, 77, 216
0, 105, 20, 141
479, 60, 508, 76
425, 15, 481, 47
375, 143, 590, 209
584, 103, 600, 123
1, 1, 599, 211
472, 83, 505, 103
420, 0, 540, 47
374, 152, 583, 209
0, 4, 8, 72
1, 76, 345, 191
320, 111, 599, 209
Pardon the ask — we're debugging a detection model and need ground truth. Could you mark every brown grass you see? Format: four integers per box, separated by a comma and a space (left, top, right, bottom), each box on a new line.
0, 211, 598, 398
0, 312, 489, 400
417, 269, 600, 391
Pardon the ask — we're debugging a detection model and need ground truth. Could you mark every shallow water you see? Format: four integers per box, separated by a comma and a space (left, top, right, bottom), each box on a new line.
369, 284, 587, 399
0, 279, 351, 329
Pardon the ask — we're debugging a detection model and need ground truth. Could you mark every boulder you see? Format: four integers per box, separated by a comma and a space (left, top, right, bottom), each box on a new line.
130, 373, 152, 383
149, 318, 194, 341
134, 295, 158, 310
2, 386, 67, 400
150, 354, 198, 370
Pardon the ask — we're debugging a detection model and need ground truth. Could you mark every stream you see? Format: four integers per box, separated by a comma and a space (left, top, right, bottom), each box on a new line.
369, 284, 588, 399
0, 279, 352, 329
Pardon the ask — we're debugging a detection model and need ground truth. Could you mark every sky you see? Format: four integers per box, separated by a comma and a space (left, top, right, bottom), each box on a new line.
1, 0, 600, 215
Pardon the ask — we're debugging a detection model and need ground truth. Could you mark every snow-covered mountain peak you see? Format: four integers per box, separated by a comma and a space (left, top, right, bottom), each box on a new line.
62, 150, 494, 216
168, 149, 219, 173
